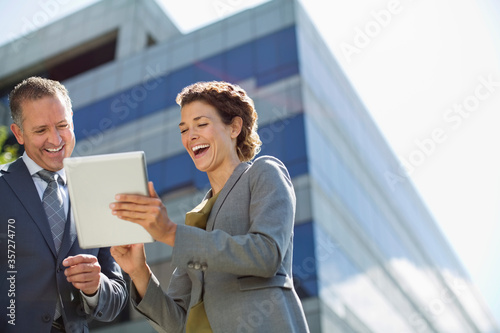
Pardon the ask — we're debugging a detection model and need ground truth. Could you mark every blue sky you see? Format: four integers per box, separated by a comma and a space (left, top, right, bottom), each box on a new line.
305, 0, 500, 325
1, 0, 499, 326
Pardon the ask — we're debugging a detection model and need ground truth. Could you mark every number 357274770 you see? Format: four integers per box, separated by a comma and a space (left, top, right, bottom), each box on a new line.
7, 219, 16, 271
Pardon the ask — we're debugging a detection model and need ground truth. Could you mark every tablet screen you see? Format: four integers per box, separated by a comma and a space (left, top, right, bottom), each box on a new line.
64, 151, 154, 248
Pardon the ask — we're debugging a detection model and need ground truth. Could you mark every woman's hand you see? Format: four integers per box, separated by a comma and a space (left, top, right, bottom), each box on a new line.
110, 182, 177, 246
110, 244, 148, 278
110, 244, 151, 299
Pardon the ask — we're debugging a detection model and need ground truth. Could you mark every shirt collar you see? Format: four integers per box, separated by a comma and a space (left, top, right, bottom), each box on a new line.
22, 152, 67, 184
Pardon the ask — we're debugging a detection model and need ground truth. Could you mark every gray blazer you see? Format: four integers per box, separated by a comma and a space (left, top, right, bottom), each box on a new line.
132, 156, 309, 332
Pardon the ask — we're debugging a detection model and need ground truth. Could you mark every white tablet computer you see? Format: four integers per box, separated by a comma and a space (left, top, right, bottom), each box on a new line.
63, 151, 154, 249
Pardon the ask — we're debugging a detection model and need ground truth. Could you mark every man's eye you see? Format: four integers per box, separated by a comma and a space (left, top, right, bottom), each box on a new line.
198, 123, 207, 127
180, 129, 187, 134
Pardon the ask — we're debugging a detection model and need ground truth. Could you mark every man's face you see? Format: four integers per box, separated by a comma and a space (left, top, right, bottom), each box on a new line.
10, 94, 75, 172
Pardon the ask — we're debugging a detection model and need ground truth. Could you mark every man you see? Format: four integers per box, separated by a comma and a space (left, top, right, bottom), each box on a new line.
0, 77, 127, 332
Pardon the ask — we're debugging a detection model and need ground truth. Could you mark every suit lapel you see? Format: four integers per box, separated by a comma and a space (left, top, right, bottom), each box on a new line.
3, 159, 58, 257
206, 162, 251, 231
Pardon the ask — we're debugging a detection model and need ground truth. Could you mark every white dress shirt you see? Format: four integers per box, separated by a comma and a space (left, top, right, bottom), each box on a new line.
21, 152, 100, 312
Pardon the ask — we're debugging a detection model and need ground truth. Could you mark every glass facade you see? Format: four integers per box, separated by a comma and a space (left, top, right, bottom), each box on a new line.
296, 2, 498, 331
0, 0, 498, 332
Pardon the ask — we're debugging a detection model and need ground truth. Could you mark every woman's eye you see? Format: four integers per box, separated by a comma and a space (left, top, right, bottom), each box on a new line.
180, 129, 187, 134
198, 123, 207, 127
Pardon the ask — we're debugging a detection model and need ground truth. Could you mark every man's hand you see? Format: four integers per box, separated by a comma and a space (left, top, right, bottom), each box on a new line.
63, 254, 101, 296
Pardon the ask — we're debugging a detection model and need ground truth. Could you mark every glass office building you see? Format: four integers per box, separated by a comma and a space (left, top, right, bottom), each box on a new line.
0, 0, 498, 332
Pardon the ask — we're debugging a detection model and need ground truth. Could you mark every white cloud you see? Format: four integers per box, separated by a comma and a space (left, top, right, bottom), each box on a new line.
319, 258, 497, 332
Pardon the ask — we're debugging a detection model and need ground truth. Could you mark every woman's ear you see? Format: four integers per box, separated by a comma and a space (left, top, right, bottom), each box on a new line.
230, 116, 243, 139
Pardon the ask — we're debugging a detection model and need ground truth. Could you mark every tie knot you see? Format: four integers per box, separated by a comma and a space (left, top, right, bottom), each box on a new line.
37, 169, 64, 185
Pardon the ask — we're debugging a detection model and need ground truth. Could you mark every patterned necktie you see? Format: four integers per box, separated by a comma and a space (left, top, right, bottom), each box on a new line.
37, 169, 66, 320
37, 169, 66, 252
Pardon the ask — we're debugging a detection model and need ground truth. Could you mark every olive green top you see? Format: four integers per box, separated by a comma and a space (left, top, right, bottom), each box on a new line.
184, 192, 219, 333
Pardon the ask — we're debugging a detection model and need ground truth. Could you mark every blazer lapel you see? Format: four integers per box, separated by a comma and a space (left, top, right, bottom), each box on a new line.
3, 159, 58, 257
206, 162, 251, 231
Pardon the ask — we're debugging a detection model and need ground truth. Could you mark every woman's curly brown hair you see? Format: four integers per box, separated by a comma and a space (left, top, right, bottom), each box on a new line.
176, 81, 262, 162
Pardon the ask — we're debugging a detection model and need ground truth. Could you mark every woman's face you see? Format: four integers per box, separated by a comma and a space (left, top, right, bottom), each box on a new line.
179, 100, 241, 174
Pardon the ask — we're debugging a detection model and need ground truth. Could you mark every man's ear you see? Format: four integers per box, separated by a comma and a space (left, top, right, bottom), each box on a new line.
10, 123, 24, 145
230, 116, 243, 139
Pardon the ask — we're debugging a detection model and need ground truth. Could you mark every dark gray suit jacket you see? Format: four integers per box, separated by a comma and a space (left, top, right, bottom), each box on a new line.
132, 156, 309, 332
0, 158, 127, 332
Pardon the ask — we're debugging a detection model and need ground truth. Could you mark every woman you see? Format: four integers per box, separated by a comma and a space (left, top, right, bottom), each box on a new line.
110, 81, 309, 332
